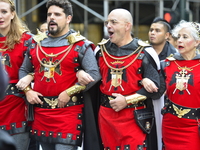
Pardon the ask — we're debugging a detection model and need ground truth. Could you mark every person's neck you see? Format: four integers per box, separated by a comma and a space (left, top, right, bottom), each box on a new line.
0, 25, 10, 36
116, 36, 133, 47
152, 42, 166, 55
181, 51, 196, 60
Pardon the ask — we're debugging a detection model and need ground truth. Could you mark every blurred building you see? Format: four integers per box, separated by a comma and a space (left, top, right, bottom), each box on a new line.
16, 0, 200, 44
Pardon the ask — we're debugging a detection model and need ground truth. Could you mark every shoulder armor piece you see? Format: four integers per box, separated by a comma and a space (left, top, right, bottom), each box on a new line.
166, 54, 176, 61
98, 39, 109, 45
33, 29, 48, 43
66, 31, 86, 44
138, 40, 150, 47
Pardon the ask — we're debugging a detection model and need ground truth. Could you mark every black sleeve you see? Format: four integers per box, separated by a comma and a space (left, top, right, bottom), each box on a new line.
137, 52, 166, 99
19, 49, 34, 79
0, 61, 8, 100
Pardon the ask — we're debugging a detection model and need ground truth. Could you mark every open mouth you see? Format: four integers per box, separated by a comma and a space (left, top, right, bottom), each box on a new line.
108, 31, 114, 38
178, 46, 184, 49
49, 21, 57, 28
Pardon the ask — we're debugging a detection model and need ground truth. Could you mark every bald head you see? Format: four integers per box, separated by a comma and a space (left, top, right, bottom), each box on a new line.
109, 9, 133, 25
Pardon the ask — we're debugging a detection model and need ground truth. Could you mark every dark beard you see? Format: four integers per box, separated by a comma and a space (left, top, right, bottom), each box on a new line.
49, 27, 60, 36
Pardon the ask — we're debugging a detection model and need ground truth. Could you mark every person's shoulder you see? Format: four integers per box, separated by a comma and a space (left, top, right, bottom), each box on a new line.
67, 31, 87, 44
137, 39, 151, 47
97, 38, 110, 46
167, 41, 177, 53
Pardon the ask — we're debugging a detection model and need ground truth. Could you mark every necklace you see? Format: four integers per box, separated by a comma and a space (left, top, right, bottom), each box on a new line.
174, 60, 200, 71
102, 44, 141, 60
38, 44, 72, 57
100, 45, 144, 71
36, 44, 73, 68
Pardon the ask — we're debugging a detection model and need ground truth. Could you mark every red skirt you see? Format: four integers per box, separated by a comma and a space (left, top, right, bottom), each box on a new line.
162, 113, 200, 150
99, 106, 146, 150
0, 95, 28, 134
31, 104, 84, 145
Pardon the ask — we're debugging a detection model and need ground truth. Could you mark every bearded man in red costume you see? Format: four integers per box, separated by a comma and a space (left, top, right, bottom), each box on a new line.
18, 0, 101, 150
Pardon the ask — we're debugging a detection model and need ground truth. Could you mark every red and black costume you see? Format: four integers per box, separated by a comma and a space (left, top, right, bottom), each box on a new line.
19, 30, 101, 147
0, 32, 32, 135
96, 38, 163, 150
161, 53, 200, 150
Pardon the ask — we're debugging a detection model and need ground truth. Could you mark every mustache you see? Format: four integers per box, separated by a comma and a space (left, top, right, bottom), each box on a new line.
48, 21, 58, 26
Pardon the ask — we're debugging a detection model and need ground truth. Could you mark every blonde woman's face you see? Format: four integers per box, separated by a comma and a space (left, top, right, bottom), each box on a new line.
0, 2, 14, 35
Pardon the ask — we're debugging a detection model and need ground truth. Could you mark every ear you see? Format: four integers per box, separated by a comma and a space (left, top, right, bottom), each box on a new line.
125, 22, 132, 31
66, 15, 72, 24
165, 32, 170, 40
11, 11, 15, 20
194, 40, 200, 48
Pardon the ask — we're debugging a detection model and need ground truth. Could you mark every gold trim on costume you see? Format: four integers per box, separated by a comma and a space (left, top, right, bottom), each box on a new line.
65, 84, 86, 97
43, 97, 58, 109
66, 31, 86, 44
125, 93, 147, 104
172, 104, 191, 118
33, 29, 48, 43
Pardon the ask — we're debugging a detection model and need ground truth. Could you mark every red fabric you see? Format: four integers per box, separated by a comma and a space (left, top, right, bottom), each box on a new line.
99, 52, 143, 96
0, 33, 32, 83
29, 41, 87, 140
0, 95, 27, 130
0, 33, 32, 134
31, 105, 83, 140
30, 41, 85, 96
163, 59, 200, 150
99, 106, 146, 150
98, 50, 147, 149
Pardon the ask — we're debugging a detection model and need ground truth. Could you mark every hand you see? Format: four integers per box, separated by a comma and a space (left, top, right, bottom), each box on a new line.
109, 93, 127, 112
77, 70, 94, 86
57, 91, 71, 108
25, 90, 43, 105
142, 78, 158, 93
16, 74, 34, 90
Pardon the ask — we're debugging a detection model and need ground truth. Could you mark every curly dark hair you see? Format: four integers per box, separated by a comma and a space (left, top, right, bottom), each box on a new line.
46, 0, 73, 17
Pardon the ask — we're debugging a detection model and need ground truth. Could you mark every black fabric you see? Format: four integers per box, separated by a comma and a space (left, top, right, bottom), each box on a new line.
159, 41, 177, 61
0, 130, 16, 150
134, 108, 155, 134
0, 61, 8, 100
83, 81, 103, 150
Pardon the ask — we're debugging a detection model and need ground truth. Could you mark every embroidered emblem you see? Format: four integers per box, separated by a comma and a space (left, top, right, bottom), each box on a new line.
109, 69, 124, 91
172, 104, 191, 118
173, 68, 191, 95
40, 58, 61, 83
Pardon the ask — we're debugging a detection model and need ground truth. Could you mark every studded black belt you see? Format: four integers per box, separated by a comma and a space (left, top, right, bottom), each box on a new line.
101, 93, 145, 108
34, 93, 84, 109
161, 99, 200, 119
5, 83, 23, 97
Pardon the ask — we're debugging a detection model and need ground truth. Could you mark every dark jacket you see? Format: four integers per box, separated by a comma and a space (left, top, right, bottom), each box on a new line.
158, 41, 177, 61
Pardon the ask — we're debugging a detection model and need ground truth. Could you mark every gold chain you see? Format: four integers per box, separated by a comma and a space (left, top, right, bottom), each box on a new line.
174, 60, 200, 71
38, 44, 72, 57
0, 41, 8, 51
102, 44, 141, 60
100, 45, 144, 71
36, 44, 73, 68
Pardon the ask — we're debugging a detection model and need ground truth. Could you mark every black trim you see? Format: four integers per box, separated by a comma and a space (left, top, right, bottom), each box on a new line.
0, 121, 30, 135
162, 99, 200, 119
30, 130, 82, 146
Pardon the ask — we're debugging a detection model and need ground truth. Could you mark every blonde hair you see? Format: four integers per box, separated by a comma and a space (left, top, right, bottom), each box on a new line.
0, 0, 30, 50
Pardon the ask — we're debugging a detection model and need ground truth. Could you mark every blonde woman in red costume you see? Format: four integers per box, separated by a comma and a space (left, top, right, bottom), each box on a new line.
161, 20, 200, 150
0, 0, 33, 149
